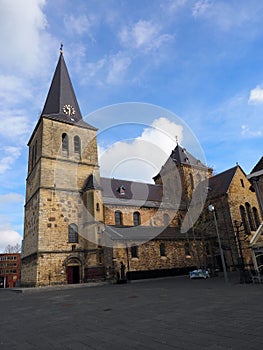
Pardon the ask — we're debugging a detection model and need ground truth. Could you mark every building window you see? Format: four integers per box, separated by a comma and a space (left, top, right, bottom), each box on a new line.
163, 214, 169, 226
178, 216, 182, 227
205, 242, 210, 255
74, 135, 81, 155
34, 140, 37, 163
133, 211, 141, 226
253, 207, 260, 228
184, 242, 191, 257
160, 243, 166, 257
96, 203, 100, 211
68, 223, 78, 243
240, 205, 249, 235
245, 202, 256, 231
240, 179, 245, 188
31, 145, 35, 168
115, 211, 123, 226
62, 133, 69, 154
117, 185, 126, 195
189, 173, 194, 190
131, 245, 138, 258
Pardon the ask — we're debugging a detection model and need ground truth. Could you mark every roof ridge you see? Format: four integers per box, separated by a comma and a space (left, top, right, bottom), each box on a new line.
41, 50, 88, 126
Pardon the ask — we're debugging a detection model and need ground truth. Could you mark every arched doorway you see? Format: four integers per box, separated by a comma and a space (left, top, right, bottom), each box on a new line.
66, 258, 81, 284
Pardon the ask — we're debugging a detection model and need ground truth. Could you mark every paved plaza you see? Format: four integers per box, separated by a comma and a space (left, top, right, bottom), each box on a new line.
0, 273, 262, 349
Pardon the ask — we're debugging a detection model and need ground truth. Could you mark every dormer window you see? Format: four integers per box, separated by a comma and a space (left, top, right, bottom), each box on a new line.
117, 185, 126, 195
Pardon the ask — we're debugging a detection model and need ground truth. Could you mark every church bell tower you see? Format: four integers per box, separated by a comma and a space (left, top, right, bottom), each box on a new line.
21, 47, 104, 287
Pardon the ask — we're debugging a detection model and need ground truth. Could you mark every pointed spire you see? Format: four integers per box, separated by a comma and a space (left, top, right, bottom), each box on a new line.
41, 46, 83, 123
170, 144, 208, 169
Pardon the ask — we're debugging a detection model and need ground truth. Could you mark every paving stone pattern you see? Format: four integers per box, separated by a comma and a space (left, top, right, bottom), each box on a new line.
0, 274, 262, 349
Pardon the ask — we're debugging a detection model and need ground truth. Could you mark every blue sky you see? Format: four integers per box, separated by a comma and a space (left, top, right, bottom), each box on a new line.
0, 0, 263, 250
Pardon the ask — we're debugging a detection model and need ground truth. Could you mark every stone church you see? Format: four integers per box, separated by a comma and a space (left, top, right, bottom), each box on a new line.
21, 51, 262, 286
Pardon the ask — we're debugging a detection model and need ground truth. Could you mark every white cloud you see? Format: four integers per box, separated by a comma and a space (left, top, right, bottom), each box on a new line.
0, 113, 31, 140
119, 20, 173, 52
191, 1, 263, 32
0, 0, 51, 75
0, 230, 22, 253
0, 75, 33, 105
107, 53, 132, 85
241, 125, 262, 137
0, 193, 24, 204
161, 0, 187, 14
99, 117, 183, 182
248, 86, 263, 104
0, 147, 22, 174
192, 0, 212, 18
64, 14, 95, 40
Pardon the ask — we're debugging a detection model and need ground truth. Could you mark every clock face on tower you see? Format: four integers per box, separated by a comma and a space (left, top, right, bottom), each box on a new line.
63, 104, 75, 116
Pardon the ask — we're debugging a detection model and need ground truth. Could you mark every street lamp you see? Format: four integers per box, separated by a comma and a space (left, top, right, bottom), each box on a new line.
208, 204, 228, 283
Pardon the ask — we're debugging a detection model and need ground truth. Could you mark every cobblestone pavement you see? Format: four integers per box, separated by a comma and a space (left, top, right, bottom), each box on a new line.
0, 273, 262, 350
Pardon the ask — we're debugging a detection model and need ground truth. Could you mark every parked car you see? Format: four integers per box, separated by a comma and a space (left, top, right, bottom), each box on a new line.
189, 269, 210, 279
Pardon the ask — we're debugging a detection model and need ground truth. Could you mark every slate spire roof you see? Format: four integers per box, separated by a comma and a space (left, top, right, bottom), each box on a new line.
207, 165, 238, 199
250, 156, 263, 175
153, 144, 210, 181
169, 144, 208, 168
41, 47, 95, 130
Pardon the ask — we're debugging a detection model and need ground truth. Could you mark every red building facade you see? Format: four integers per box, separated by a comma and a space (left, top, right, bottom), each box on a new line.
0, 254, 21, 288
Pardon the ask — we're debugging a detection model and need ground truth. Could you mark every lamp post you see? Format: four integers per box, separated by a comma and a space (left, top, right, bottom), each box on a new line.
208, 205, 228, 283
234, 220, 245, 270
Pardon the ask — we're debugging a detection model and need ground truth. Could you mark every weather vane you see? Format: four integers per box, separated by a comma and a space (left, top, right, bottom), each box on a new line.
60, 42, 63, 54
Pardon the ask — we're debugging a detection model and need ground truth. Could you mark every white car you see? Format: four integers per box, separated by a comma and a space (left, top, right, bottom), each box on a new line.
189, 269, 210, 279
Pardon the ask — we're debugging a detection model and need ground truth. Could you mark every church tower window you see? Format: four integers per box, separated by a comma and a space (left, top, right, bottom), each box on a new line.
68, 223, 78, 243
74, 135, 81, 156
31, 145, 35, 168
62, 133, 69, 155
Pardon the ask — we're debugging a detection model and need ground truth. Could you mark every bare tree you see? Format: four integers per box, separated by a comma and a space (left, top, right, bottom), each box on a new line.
4, 243, 21, 253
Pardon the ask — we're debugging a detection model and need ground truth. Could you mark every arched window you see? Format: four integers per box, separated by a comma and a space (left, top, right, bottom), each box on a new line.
160, 243, 166, 257
196, 173, 202, 184
68, 224, 78, 243
74, 135, 81, 156
245, 202, 256, 231
163, 214, 169, 226
31, 145, 35, 168
253, 207, 260, 228
205, 242, 210, 255
62, 133, 69, 154
34, 140, 37, 163
240, 205, 249, 235
189, 173, 194, 190
115, 211, 123, 226
178, 215, 182, 227
131, 245, 138, 258
133, 211, 141, 226
184, 242, 191, 256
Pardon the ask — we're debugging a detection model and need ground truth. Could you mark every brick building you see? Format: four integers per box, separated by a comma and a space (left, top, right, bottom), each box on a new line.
21, 50, 262, 286
0, 253, 21, 288
247, 157, 263, 271
194, 165, 261, 272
